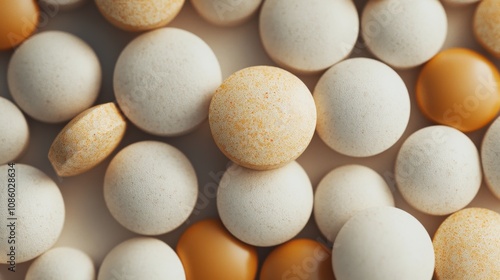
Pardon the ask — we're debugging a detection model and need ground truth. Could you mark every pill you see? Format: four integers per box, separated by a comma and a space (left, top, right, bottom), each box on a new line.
8, 31, 101, 123
40, 0, 87, 10
474, 0, 500, 58
209, 65, 316, 170
48, 102, 127, 177
433, 208, 500, 279
0, 164, 65, 263
114, 27, 221, 136
361, 0, 447, 68
259, 0, 358, 74
191, 0, 262, 27
260, 239, 334, 280
95, 0, 184, 32
333, 206, 435, 280
0, 0, 39, 51
314, 57, 410, 157
176, 219, 258, 280
416, 48, 500, 132
314, 164, 395, 243
217, 161, 313, 247
481, 116, 500, 200
25, 247, 95, 280
104, 141, 198, 235
443, 0, 480, 4
395, 125, 481, 216
0, 97, 29, 165
98, 237, 185, 280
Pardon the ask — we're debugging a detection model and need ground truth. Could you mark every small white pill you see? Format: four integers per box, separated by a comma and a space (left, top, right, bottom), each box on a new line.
104, 141, 198, 235
481, 117, 500, 200
191, 0, 262, 26
7, 31, 101, 123
314, 164, 395, 243
0, 97, 29, 165
217, 161, 313, 247
114, 27, 221, 136
314, 58, 410, 157
98, 237, 185, 280
25, 247, 95, 280
395, 125, 481, 215
259, 0, 359, 74
361, 0, 447, 68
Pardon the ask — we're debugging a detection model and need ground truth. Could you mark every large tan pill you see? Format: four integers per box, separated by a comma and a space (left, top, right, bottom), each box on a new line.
0, 97, 29, 165
474, 0, 500, 58
95, 0, 184, 32
209, 65, 316, 170
48, 103, 126, 177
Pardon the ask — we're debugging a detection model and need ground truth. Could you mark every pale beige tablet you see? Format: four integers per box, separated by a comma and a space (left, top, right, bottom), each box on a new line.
0, 97, 29, 165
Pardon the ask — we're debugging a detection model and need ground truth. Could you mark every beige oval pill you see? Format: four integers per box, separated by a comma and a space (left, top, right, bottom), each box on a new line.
48, 102, 126, 177
474, 0, 500, 58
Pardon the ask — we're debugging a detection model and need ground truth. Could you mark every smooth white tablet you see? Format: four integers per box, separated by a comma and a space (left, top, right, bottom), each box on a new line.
482, 117, 500, 200
191, 0, 262, 26
0, 97, 29, 165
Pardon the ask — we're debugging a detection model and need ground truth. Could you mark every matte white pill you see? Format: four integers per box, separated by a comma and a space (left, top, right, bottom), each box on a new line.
481, 117, 500, 200
314, 58, 410, 157
217, 161, 313, 247
333, 206, 435, 280
7, 31, 101, 123
114, 27, 221, 136
0, 97, 29, 165
0, 164, 65, 263
395, 125, 481, 215
98, 237, 185, 280
361, 0, 447, 68
259, 0, 359, 74
104, 141, 198, 235
314, 165, 395, 243
191, 0, 262, 26
25, 247, 95, 280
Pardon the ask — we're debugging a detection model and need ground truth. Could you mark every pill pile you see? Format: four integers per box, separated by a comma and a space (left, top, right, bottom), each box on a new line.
1, 0, 500, 279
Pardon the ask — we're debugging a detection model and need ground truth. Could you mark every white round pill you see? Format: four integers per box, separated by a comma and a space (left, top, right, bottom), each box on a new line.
482, 117, 500, 200
104, 141, 198, 235
0, 97, 29, 165
7, 31, 101, 123
395, 125, 481, 216
98, 237, 185, 280
191, 0, 262, 26
314, 58, 410, 157
314, 165, 395, 243
217, 161, 313, 247
333, 206, 435, 280
25, 247, 95, 280
114, 27, 222, 136
361, 0, 447, 68
259, 0, 359, 74
0, 164, 65, 263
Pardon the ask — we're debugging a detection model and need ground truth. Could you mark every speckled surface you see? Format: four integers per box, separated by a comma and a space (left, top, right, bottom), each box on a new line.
0, 97, 29, 165
474, 0, 500, 58
482, 117, 500, 200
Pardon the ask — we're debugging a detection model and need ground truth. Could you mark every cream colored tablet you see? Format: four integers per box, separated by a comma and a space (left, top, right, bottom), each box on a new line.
314, 165, 395, 242
209, 65, 316, 170
482, 117, 500, 200
25, 247, 95, 280
0, 164, 65, 263
191, 0, 262, 26
474, 0, 500, 58
362, 0, 447, 68
259, 0, 358, 74
7, 31, 101, 123
314, 58, 410, 157
333, 207, 435, 280
217, 161, 313, 247
395, 125, 481, 215
104, 141, 198, 235
98, 237, 185, 280
0, 97, 29, 165
114, 27, 221, 136
95, 0, 184, 32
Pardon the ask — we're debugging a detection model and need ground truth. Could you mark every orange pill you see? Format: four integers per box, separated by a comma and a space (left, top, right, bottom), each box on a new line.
416, 48, 500, 132
0, 0, 39, 51
176, 219, 258, 280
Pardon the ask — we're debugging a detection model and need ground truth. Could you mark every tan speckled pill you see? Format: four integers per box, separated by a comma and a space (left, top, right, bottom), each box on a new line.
48, 102, 127, 177
209, 65, 316, 170
95, 0, 185, 32
474, 0, 500, 58
433, 208, 500, 279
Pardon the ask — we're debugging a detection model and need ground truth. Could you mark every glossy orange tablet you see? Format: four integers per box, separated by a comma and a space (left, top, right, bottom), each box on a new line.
260, 239, 334, 280
176, 219, 258, 280
0, 0, 39, 51
416, 48, 500, 132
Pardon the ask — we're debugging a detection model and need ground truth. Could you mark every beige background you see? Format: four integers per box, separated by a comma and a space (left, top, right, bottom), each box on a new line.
0, 0, 499, 279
